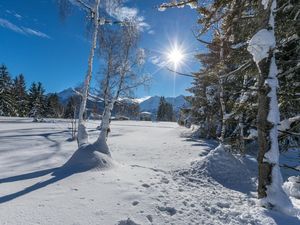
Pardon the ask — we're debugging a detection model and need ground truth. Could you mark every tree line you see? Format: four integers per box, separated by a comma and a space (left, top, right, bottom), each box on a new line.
0, 64, 78, 120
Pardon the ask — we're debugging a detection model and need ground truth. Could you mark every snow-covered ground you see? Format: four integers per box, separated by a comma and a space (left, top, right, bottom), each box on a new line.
0, 117, 299, 225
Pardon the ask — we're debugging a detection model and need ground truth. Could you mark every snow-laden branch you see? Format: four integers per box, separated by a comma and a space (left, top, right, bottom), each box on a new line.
278, 115, 300, 134
167, 67, 195, 78
158, 0, 197, 11
74, 0, 93, 13
219, 61, 252, 79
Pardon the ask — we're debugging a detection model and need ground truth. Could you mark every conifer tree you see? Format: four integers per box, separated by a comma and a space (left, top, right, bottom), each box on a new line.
64, 96, 79, 119
28, 82, 46, 120
0, 64, 16, 116
46, 93, 64, 118
13, 74, 29, 117
157, 97, 174, 121
159, 0, 299, 211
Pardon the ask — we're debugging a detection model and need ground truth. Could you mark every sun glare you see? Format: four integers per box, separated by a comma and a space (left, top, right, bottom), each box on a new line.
167, 46, 185, 68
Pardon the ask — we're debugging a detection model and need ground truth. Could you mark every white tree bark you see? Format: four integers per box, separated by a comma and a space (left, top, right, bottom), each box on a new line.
94, 101, 114, 155
77, 0, 101, 147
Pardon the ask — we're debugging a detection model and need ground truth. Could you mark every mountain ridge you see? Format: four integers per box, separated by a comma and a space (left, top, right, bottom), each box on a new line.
56, 88, 189, 114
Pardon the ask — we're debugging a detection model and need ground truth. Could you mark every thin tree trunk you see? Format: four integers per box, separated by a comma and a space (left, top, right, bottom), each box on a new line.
94, 68, 127, 155
238, 114, 245, 154
95, 42, 130, 154
256, 54, 273, 199
219, 38, 226, 143
238, 74, 248, 154
219, 78, 226, 143
77, 0, 101, 147
94, 101, 113, 156
253, 0, 292, 210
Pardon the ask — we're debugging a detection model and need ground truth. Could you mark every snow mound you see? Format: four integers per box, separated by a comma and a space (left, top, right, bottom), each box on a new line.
283, 176, 300, 199
117, 218, 140, 225
182, 144, 257, 193
59, 144, 113, 174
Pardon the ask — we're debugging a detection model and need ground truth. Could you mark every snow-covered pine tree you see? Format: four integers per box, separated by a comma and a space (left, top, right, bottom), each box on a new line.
190, 1, 249, 143
28, 82, 46, 121
13, 74, 29, 117
276, 0, 300, 151
157, 97, 174, 121
0, 64, 17, 116
159, 0, 298, 213
157, 97, 167, 121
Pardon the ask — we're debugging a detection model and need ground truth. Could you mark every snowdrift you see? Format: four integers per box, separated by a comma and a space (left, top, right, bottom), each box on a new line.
56, 143, 114, 175
181, 145, 258, 194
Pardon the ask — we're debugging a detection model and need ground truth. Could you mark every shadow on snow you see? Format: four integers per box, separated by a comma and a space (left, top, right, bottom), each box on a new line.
0, 144, 112, 204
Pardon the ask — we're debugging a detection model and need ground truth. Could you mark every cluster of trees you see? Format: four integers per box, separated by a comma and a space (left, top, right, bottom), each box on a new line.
160, 0, 299, 212
114, 100, 140, 119
0, 64, 79, 120
185, 0, 300, 154
157, 97, 174, 121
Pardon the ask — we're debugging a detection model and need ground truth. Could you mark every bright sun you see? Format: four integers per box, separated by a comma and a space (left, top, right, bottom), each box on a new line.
167, 47, 185, 68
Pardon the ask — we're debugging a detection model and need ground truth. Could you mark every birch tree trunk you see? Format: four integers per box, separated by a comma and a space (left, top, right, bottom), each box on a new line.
94, 68, 127, 155
77, 0, 101, 147
94, 101, 114, 155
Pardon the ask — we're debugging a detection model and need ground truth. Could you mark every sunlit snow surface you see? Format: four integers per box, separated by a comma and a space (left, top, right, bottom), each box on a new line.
0, 117, 299, 224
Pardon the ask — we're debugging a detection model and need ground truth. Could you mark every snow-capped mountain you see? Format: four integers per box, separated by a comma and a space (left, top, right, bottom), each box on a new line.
56, 88, 189, 114
139, 95, 189, 113
57, 88, 79, 104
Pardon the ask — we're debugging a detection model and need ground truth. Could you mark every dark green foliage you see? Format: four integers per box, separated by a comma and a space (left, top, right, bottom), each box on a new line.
13, 74, 29, 117
187, 0, 299, 152
28, 82, 46, 119
157, 97, 174, 121
0, 64, 17, 116
0, 64, 68, 119
46, 93, 64, 118
64, 96, 80, 119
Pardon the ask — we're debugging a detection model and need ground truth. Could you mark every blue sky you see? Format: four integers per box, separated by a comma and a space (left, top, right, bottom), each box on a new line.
0, 0, 202, 98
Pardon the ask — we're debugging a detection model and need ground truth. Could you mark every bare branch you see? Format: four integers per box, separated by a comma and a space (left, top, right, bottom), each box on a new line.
158, 0, 197, 11
75, 0, 94, 13
220, 61, 252, 79
166, 67, 195, 78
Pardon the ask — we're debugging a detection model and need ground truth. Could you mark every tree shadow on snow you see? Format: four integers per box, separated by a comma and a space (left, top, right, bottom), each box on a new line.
0, 144, 112, 204
264, 210, 300, 224
185, 138, 218, 148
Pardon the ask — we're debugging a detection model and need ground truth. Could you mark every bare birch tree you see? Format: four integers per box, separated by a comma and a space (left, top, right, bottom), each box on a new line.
57, 0, 122, 147
93, 22, 149, 155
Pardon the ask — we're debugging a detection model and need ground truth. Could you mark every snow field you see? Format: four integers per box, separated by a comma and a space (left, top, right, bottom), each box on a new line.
0, 117, 299, 224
